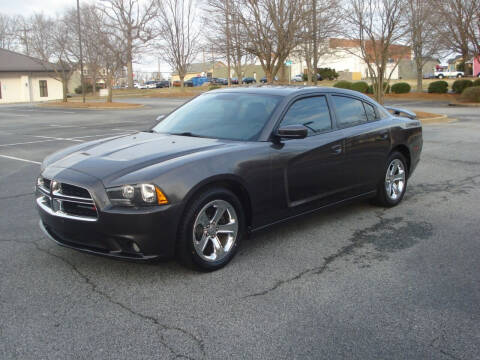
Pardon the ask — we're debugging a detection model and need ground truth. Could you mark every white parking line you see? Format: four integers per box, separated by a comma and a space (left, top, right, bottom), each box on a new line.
0, 139, 60, 147
0, 154, 41, 164
0, 113, 28, 117
32, 136, 84, 142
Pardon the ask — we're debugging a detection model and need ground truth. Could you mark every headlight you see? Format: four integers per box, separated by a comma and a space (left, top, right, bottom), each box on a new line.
106, 183, 168, 206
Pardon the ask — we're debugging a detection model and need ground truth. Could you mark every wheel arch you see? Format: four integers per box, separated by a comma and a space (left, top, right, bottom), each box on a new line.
180, 174, 253, 230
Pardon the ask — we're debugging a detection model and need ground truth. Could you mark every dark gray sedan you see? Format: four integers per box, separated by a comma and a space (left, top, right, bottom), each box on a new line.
36, 86, 422, 270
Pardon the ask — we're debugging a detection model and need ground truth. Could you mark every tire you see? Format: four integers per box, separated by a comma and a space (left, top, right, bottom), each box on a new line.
457, 74, 463, 78
373, 152, 408, 207
438, 74, 444, 79
177, 187, 244, 271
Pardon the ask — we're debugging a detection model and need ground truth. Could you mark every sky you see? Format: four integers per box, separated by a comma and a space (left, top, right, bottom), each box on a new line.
0, 0, 170, 75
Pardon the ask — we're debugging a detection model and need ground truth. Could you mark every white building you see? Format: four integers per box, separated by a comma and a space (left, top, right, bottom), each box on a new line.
0, 48, 66, 104
289, 39, 411, 81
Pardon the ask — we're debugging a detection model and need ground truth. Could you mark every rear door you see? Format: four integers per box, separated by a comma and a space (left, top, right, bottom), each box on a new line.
330, 95, 391, 194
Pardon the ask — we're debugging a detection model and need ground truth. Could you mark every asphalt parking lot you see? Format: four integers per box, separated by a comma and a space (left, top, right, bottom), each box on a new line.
1, 97, 479, 359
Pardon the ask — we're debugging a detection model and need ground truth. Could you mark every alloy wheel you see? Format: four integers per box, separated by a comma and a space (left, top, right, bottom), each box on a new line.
385, 159, 406, 201
192, 199, 239, 262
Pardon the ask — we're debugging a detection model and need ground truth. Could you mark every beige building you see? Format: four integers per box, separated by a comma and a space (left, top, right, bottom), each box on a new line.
0, 48, 66, 104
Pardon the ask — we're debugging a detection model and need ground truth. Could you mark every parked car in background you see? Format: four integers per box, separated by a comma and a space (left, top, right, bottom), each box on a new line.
134, 83, 148, 89
173, 80, 193, 87
156, 80, 170, 88
231, 78, 239, 85
242, 77, 256, 84
36, 86, 422, 270
145, 81, 157, 89
434, 67, 464, 78
292, 74, 303, 82
260, 76, 278, 83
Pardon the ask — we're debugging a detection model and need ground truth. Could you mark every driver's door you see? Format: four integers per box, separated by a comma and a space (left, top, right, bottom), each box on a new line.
270, 95, 347, 216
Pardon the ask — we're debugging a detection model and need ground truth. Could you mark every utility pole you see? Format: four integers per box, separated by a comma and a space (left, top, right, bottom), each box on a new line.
76, 0, 86, 103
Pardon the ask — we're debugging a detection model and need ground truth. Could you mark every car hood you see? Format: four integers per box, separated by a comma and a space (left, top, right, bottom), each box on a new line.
47, 132, 233, 182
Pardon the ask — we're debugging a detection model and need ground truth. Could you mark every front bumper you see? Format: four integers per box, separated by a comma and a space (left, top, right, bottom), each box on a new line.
37, 197, 182, 261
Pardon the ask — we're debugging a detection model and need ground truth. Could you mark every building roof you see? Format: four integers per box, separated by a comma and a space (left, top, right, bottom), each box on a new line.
0, 48, 65, 72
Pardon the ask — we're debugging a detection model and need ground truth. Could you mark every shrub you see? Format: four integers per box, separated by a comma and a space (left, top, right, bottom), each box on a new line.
317, 67, 339, 80
473, 79, 480, 87
428, 80, 448, 93
460, 86, 480, 102
367, 82, 390, 94
350, 81, 369, 93
333, 80, 352, 89
391, 82, 411, 94
74, 83, 101, 94
208, 85, 221, 91
452, 79, 473, 94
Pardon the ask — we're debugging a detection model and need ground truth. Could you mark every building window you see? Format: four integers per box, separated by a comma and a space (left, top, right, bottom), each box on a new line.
39, 80, 48, 97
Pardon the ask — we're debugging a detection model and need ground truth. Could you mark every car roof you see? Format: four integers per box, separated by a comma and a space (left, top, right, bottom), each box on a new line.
208, 85, 377, 103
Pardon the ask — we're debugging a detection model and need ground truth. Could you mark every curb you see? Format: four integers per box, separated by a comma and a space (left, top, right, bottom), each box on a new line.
37, 104, 144, 110
419, 115, 454, 124
448, 102, 480, 107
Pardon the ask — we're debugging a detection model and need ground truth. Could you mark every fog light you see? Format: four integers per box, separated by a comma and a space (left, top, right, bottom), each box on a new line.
122, 185, 135, 199
37, 176, 44, 187
140, 184, 157, 203
132, 242, 141, 253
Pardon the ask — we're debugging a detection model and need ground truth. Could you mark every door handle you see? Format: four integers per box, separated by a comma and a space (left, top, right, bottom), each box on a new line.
331, 144, 342, 155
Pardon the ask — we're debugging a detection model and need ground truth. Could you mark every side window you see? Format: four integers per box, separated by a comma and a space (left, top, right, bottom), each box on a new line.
331, 95, 368, 128
363, 102, 377, 122
280, 96, 332, 136
39, 80, 48, 97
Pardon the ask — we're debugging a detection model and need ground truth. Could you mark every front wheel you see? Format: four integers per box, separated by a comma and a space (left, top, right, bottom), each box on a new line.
457, 74, 463, 78
177, 187, 244, 271
373, 152, 408, 207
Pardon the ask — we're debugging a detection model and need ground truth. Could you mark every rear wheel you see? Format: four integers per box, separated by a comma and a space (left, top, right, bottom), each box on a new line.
373, 152, 408, 207
178, 187, 244, 271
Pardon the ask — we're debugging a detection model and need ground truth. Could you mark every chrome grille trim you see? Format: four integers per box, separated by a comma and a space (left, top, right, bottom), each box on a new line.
37, 177, 98, 222
36, 196, 98, 222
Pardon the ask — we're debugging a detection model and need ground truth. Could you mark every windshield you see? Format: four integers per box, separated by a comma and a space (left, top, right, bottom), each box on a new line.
152, 92, 281, 141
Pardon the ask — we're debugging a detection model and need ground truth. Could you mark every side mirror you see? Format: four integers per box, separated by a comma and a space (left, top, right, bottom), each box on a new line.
156, 114, 165, 122
276, 124, 308, 139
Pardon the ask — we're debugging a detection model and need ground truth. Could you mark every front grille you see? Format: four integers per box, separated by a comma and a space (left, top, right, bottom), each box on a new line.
37, 178, 98, 221
43, 178, 51, 190
62, 201, 97, 218
60, 183, 91, 199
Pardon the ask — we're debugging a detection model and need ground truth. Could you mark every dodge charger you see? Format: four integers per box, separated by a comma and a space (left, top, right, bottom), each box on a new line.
36, 87, 422, 270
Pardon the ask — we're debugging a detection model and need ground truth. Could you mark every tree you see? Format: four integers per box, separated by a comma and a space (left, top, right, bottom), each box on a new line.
406, 0, 438, 91
233, 0, 308, 83
98, 0, 158, 88
84, 7, 127, 103
28, 13, 77, 102
432, 0, 476, 75
0, 13, 18, 50
156, 0, 200, 88
300, 0, 341, 84
341, 0, 409, 104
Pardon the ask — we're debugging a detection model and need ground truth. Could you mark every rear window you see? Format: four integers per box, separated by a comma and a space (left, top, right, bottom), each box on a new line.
331, 95, 368, 127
